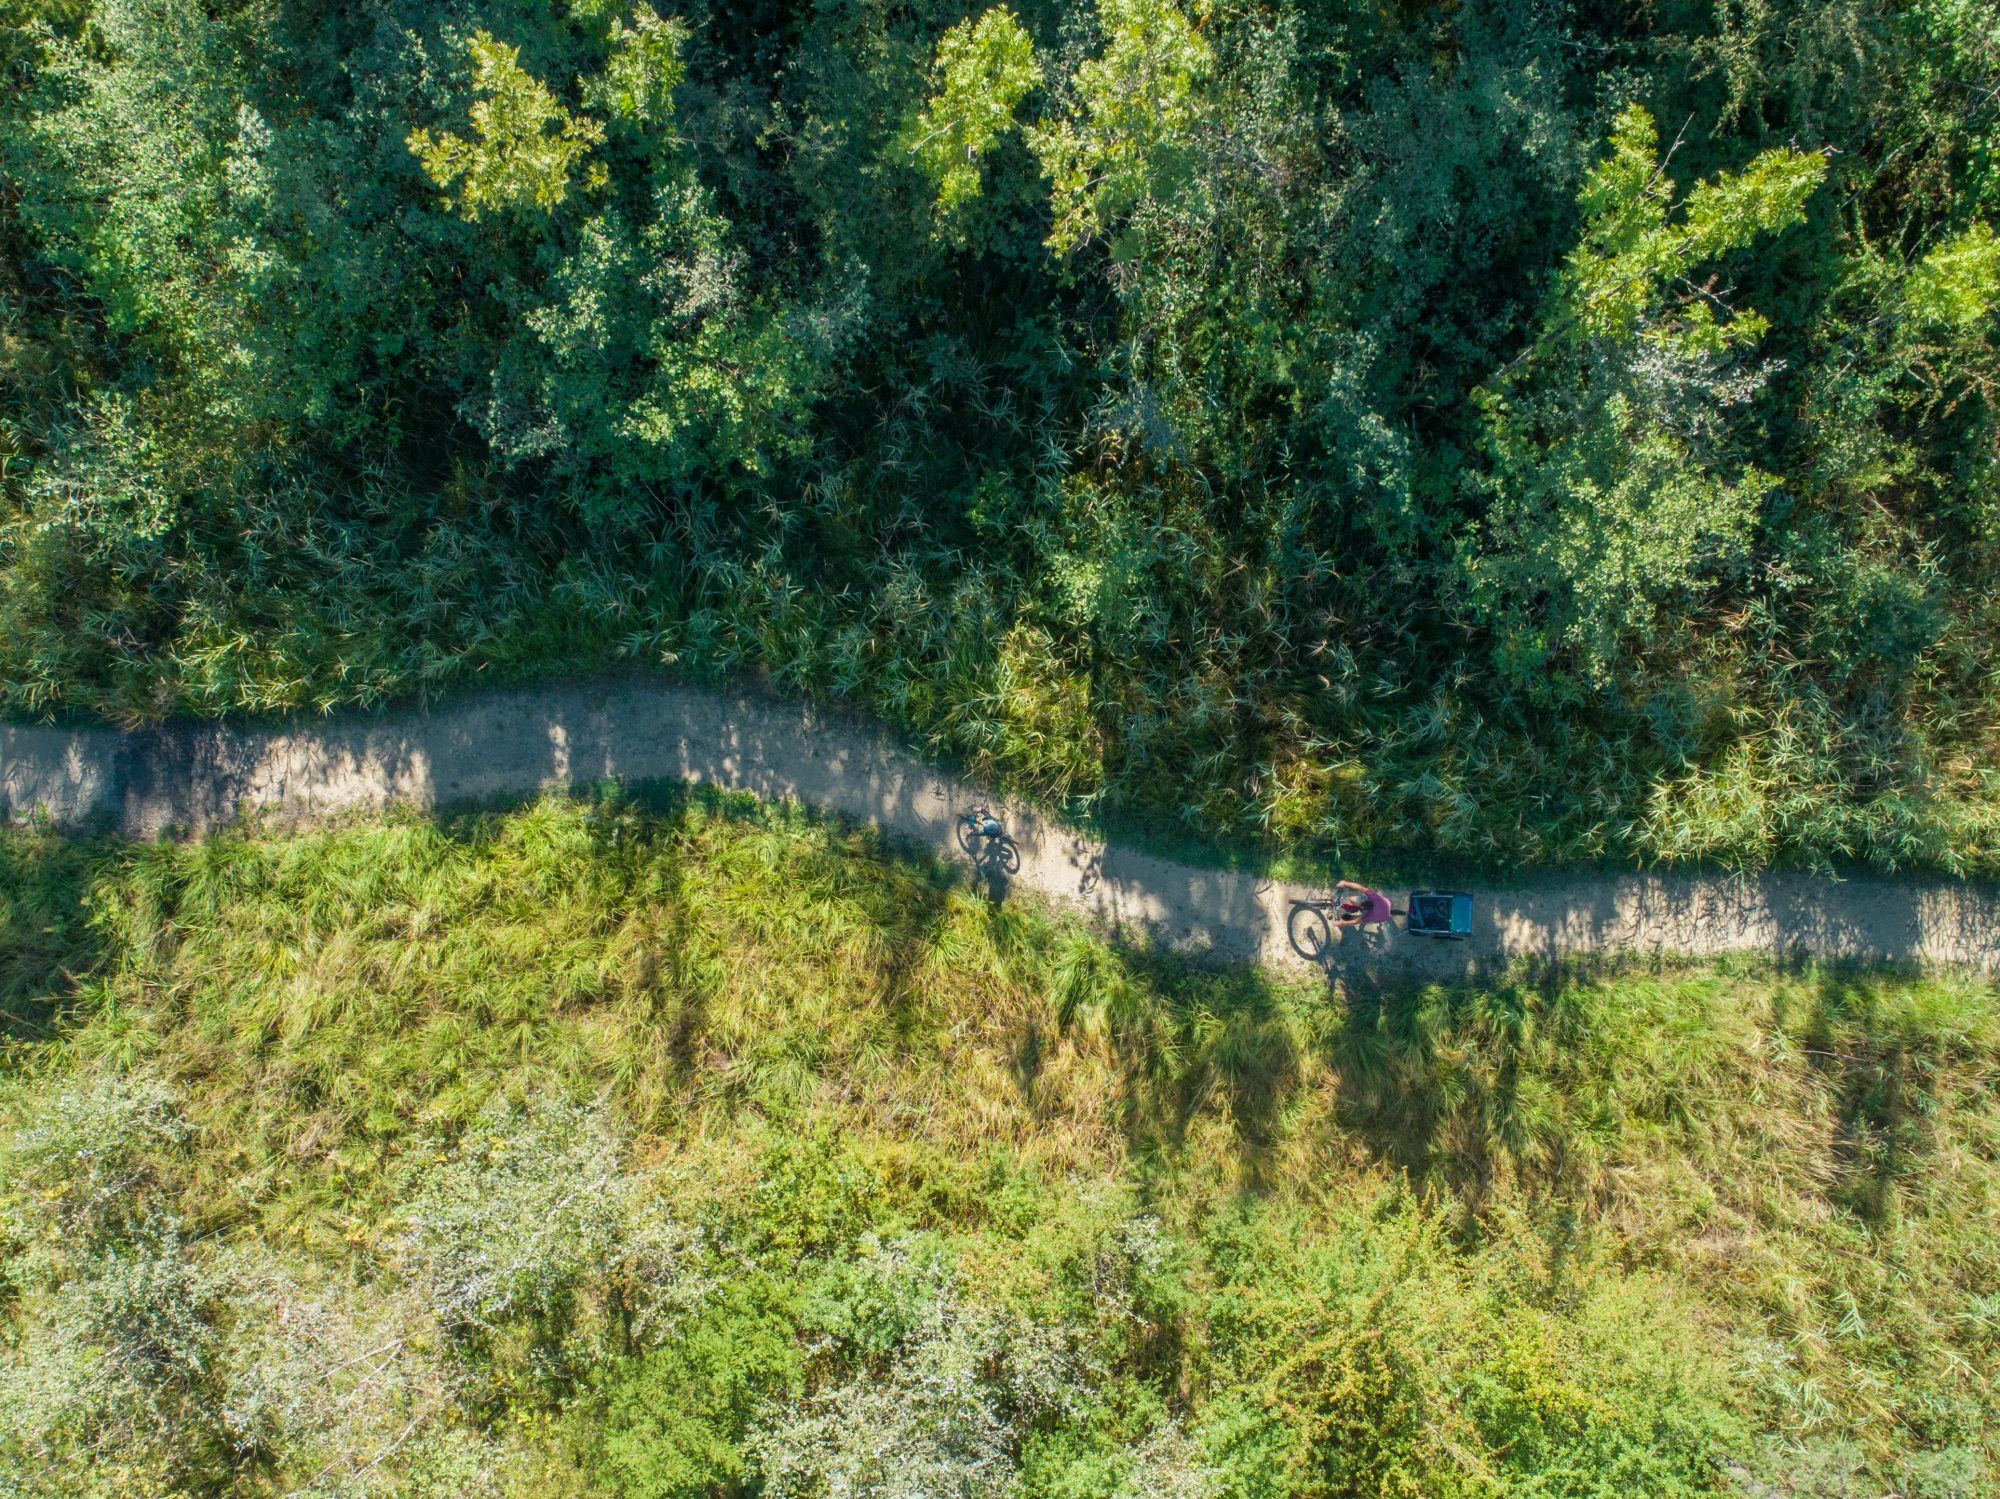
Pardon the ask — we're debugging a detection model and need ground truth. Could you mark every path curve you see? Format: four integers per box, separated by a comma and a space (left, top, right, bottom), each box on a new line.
4, 680, 1997, 975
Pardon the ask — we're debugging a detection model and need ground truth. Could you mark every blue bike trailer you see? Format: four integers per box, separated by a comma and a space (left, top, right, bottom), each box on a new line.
1406, 891, 1473, 939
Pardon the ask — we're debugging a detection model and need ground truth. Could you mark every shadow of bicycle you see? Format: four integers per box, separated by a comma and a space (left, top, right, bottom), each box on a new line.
966, 832, 1021, 904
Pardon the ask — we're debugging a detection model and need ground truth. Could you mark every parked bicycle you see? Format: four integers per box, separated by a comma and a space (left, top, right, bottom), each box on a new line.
955, 806, 1021, 874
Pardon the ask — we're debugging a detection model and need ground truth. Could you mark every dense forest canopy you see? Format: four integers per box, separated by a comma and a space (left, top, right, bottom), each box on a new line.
4, 0, 2000, 872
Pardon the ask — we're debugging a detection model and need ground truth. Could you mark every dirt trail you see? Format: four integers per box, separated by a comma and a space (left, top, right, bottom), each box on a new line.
5, 679, 1996, 975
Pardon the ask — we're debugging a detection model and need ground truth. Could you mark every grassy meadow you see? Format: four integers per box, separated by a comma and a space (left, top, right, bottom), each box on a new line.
1, 784, 1996, 1497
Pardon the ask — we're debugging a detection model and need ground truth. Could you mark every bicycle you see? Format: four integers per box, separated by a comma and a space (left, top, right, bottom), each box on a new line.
1287, 892, 1401, 962
955, 806, 1021, 874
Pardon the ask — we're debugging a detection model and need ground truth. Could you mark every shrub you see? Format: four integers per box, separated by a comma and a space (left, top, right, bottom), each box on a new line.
1201, 1195, 1745, 1498
0, 1080, 223, 1494
400, 1095, 707, 1382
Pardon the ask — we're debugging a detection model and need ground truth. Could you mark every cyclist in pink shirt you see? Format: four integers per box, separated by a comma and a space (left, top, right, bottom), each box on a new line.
1333, 879, 1394, 928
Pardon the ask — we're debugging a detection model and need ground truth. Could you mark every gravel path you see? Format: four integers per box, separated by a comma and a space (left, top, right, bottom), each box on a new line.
5, 679, 1996, 975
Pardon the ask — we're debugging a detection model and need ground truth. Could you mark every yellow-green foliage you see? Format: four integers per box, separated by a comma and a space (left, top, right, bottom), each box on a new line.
584, 4, 687, 126
912, 0, 1216, 252
1563, 105, 1825, 346
1904, 222, 2000, 331
907, 8, 1039, 224
1025, 0, 1212, 252
409, 32, 608, 217
909, 0, 1214, 251
1201, 1201, 1743, 1497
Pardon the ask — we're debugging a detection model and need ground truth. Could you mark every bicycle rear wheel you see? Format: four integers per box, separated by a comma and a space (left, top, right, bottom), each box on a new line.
955, 816, 980, 857
994, 836, 1021, 875
1288, 903, 1334, 962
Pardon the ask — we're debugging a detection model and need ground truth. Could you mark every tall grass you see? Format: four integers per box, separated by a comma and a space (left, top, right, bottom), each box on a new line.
8, 466, 2000, 880
3, 788, 1997, 1477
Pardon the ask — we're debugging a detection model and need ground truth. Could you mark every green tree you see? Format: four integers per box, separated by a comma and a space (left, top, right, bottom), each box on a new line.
408, 31, 608, 219
1026, 0, 1213, 254
586, 3, 689, 127
1463, 107, 1827, 683
905, 7, 1039, 233
910, 0, 1215, 254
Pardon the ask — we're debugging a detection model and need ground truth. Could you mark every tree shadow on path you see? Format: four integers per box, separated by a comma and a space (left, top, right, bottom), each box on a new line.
1790, 961, 1986, 1226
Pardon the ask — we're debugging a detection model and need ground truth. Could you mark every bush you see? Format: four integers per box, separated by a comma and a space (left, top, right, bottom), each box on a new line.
401, 1095, 706, 1382
0, 1080, 222, 1494
1201, 1195, 1745, 1498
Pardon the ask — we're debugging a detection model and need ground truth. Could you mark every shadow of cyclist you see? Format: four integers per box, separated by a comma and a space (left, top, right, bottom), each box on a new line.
972, 836, 1017, 904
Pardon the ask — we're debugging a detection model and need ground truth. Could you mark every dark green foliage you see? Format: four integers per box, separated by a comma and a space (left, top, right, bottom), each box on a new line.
586, 1274, 802, 1499
3, 0, 2000, 871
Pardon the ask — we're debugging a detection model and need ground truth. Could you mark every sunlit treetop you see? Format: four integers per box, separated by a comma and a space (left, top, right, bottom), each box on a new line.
407, 32, 608, 218
1902, 221, 2000, 330
905, 7, 1040, 232
908, 0, 1212, 254
1563, 105, 1827, 349
585, 4, 688, 128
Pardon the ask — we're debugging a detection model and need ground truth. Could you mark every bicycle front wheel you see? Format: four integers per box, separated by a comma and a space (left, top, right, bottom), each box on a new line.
955, 816, 980, 857
1288, 903, 1334, 962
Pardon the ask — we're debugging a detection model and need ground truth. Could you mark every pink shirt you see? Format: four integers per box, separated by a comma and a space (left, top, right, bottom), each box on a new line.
1356, 890, 1392, 924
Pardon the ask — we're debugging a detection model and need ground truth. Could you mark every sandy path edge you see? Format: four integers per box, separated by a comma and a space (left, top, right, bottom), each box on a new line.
4, 679, 1996, 976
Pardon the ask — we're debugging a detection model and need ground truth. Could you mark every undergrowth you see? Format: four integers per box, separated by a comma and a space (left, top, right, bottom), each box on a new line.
1, 787, 1995, 1495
